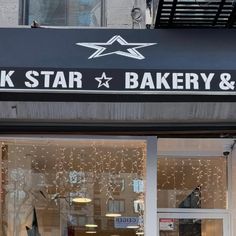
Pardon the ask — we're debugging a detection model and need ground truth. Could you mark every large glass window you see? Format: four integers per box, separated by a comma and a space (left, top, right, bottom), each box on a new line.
0, 138, 146, 236
22, 0, 104, 26
157, 139, 231, 209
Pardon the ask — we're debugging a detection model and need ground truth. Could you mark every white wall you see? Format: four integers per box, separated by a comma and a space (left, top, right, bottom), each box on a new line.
0, 0, 19, 27
106, 0, 146, 28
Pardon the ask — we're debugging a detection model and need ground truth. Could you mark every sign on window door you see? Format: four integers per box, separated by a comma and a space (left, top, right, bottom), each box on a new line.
159, 219, 174, 231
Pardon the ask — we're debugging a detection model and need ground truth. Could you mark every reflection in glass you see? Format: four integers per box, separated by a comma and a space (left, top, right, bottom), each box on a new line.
0, 139, 146, 236
27, 0, 102, 26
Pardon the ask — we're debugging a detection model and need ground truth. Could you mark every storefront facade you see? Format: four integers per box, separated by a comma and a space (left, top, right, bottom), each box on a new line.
0, 136, 235, 236
0, 2, 236, 235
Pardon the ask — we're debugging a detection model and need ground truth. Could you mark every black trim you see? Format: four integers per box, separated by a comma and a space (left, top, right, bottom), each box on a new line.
0, 121, 236, 137
2, 93, 236, 102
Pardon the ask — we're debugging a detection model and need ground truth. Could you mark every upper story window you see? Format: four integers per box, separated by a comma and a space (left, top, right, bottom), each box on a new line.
21, 0, 106, 27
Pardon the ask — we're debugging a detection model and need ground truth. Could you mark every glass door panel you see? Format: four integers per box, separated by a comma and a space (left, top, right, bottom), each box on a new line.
158, 213, 228, 236
160, 219, 223, 236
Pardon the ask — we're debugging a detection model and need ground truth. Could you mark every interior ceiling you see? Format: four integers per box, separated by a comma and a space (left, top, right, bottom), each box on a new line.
154, 0, 236, 28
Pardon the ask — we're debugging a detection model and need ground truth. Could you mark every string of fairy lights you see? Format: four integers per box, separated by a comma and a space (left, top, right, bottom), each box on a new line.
1, 139, 228, 235
0, 140, 146, 235
157, 156, 227, 208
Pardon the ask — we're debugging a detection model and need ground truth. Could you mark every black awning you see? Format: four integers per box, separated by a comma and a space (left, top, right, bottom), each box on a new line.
0, 28, 236, 101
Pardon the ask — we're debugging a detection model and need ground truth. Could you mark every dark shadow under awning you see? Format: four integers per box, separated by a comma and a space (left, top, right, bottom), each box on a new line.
0, 28, 236, 102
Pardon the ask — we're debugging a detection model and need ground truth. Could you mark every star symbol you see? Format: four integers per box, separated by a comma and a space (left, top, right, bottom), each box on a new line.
76, 35, 157, 60
95, 73, 112, 88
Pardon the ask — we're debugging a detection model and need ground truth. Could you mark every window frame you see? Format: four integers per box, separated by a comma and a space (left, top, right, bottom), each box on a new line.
107, 199, 126, 213
0, 135, 154, 236
19, 0, 107, 26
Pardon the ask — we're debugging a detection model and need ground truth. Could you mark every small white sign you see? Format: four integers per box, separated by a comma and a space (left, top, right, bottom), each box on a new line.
160, 219, 174, 231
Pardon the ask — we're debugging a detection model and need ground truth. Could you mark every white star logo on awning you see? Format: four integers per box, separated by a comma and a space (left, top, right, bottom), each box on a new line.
95, 72, 112, 88
76, 35, 157, 60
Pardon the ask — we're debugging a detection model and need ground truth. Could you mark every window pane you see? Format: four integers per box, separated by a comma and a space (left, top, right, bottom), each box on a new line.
0, 138, 146, 236
157, 139, 230, 209
27, 0, 102, 26
28, 0, 67, 26
68, 0, 101, 26
159, 218, 223, 236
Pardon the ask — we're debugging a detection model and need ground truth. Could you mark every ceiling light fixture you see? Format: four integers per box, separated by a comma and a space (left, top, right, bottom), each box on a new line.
105, 213, 122, 217
85, 224, 98, 228
72, 197, 92, 203
86, 231, 97, 234
136, 231, 144, 235
127, 225, 139, 229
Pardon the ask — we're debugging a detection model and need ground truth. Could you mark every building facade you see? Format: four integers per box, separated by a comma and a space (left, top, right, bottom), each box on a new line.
0, 1, 236, 236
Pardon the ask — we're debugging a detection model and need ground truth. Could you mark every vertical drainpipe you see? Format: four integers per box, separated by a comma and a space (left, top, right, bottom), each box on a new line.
19, 0, 29, 25
101, 0, 107, 27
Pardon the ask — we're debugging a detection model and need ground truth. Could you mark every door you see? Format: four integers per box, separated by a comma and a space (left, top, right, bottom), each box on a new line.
157, 212, 229, 236
157, 138, 233, 236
